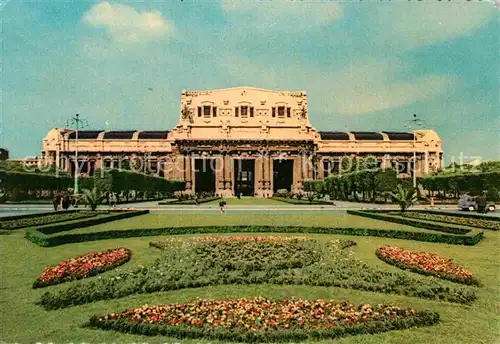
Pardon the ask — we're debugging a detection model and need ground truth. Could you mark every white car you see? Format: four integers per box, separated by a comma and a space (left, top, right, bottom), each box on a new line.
458, 195, 496, 212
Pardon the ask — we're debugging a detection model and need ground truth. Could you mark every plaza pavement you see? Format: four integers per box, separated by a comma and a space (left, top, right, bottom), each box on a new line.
1, 201, 498, 217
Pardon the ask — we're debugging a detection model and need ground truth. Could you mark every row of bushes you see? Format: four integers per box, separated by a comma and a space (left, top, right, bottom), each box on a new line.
388, 211, 500, 230
0, 170, 73, 201
80, 169, 184, 198
33, 210, 149, 235
346, 210, 474, 235
0, 211, 99, 230
25, 224, 484, 248
419, 169, 500, 199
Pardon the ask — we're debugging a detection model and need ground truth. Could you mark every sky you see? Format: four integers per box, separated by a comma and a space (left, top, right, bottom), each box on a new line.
1, 0, 499, 163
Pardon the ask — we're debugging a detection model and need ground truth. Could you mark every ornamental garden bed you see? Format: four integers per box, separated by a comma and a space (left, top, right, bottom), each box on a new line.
376, 245, 479, 286
33, 247, 131, 288
33, 209, 149, 235
87, 297, 439, 342
37, 235, 477, 310
346, 210, 478, 235
387, 211, 500, 230
0, 211, 100, 230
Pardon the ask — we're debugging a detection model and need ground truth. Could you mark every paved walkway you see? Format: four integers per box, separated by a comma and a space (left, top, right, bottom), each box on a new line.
1, 201, 498, 217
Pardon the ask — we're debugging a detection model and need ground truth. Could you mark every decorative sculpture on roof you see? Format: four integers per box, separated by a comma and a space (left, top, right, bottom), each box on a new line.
181, 104, 194, 123
300, 105, 307, 119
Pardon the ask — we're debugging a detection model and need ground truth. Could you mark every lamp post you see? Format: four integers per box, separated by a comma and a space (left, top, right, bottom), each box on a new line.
67, 114, 88, 195
404, 114, 426, 188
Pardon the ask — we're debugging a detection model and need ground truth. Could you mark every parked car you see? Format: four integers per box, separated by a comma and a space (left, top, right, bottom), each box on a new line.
458, 194, 496, 212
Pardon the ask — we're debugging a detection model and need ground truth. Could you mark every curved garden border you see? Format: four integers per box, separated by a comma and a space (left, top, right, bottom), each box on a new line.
33, 248, 132, 288
87, 299, 440, 342
25, 224, 483, 247
375, 246, 480, 286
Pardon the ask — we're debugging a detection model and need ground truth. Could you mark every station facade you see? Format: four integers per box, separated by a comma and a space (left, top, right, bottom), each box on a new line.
41, 87, 443, 197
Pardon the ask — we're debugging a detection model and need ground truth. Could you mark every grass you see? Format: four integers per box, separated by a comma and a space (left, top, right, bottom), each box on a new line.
66, 212, 438, 235
205, 197, 285, 205
1, 214, 499, 343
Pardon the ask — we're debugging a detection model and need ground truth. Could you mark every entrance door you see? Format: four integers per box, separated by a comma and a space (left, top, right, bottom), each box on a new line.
273, 159, 294, 192
194, 159, 216, 193
234, 159, 255, 196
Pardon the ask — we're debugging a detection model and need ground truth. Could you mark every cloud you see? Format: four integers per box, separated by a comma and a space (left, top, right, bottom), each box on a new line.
379, 3, 496, 49
220, 0, 343, 31
220, 56, 460, 116
83, 2, 173, 44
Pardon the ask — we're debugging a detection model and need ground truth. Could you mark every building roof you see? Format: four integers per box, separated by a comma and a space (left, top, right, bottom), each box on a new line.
318, 131, 350, 140
68, 130, 101, 139
137, 131, 170, 139
350, 132, 384, 140
382, 131, 415, 140
102, 131, 136, 140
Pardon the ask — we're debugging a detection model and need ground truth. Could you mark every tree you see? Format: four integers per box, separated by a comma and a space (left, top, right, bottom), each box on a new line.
388, 184, 418, 212
81, 186, 104, 211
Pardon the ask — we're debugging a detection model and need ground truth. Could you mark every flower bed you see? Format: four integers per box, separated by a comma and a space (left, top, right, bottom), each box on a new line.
388, 212, 500, 230
33, 248, 131, 288
88, 297, 439, 342
38, 236, 476, 310
376, 246, 479, 286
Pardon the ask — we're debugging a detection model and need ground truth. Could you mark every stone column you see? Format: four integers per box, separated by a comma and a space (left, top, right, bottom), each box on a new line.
214, 155, 222, 196
316, 156, 325, 180
293, 156, 302, 193
224, 155, 233, 196
424, 151, 429, 174
254, 155, 264, 197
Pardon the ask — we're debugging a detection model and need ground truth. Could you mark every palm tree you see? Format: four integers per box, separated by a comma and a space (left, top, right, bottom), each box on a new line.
81, 186, 104, 211
388, 184, 418, 212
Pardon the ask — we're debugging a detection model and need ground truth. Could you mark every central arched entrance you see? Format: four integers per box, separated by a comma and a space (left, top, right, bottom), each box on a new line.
273, 159, 294, 192
234, 159, 255, 196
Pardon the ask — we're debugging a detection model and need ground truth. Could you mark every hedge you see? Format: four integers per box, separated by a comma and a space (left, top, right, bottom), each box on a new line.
0, 211, 100, 230
419, 170, 500, 195
31, 210, 149, 235
80, 169, 184, 195
413, 209, 500, 222
346, 210, 473, 235
87, 311, 440, 342
25, 224, 484, 247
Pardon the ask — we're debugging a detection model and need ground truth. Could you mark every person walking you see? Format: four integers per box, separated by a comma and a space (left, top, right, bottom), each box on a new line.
219, 199, 227, 214
110, 192, 117, 208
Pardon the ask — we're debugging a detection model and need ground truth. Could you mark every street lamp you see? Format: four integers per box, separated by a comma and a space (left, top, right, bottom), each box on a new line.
66, 114, 88, 195
404, 114, 426, 188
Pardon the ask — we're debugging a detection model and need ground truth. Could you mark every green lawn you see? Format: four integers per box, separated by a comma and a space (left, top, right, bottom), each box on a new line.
1, 214, 498, 343
69, 212, 434, 234
205, 197, 285, 205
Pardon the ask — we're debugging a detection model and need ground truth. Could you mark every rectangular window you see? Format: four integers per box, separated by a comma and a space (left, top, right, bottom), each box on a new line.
213, 106, 217, 117
250, 107, 254, 117
197, 107, 202, 117
278, 106, 285, 117
241, 106, 248, 117
287, 107, 291, 118
235, 107, 239, 117
203, 105, 211, 117
272, 107, 276, 117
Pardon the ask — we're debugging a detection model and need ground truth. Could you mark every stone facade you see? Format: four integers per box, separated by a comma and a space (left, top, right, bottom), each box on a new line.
41, 86, 443, 197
